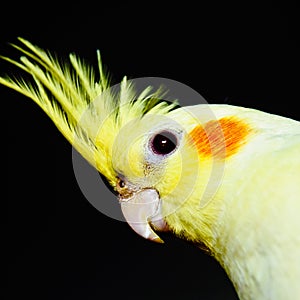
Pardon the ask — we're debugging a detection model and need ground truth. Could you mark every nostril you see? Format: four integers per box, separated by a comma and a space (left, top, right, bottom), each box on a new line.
117, 178, 126, 189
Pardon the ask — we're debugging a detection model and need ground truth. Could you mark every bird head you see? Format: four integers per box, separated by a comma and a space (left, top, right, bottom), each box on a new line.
80, 80, 205, 243
90, 88, 222, 244
107, 106, 202, 243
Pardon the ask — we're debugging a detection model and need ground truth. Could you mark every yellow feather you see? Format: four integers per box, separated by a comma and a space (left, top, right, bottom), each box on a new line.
0, 38, 177, 186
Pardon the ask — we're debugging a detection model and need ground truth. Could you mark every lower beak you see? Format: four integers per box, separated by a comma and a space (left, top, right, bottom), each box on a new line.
119, 189, 167, 243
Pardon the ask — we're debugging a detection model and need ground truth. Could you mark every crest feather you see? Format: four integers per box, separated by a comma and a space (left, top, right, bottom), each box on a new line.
0, 38, 178, 183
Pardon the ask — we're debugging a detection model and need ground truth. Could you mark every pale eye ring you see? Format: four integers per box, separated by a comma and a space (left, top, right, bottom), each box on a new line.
150, 130, 178, 155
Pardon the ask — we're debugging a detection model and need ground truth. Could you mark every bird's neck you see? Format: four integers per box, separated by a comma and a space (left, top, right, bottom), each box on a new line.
164, 156, 272, 299
167, 153, 298, 300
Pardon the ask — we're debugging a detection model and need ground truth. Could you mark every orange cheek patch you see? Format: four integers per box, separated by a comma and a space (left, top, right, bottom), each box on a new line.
189, 117, 252, 159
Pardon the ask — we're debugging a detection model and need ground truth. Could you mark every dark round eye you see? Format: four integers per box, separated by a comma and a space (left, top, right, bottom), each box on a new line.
151, 131, 178, 155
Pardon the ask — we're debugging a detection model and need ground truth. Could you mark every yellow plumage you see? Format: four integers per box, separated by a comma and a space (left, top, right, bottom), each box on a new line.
0, 38, 176, 185
2, 38, 300, 300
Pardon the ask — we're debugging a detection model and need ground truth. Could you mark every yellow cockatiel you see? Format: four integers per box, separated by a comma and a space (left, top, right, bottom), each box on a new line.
1, 38, 300, 300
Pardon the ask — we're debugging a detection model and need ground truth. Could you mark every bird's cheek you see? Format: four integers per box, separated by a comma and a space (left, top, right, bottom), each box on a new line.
119, 188, 167, 243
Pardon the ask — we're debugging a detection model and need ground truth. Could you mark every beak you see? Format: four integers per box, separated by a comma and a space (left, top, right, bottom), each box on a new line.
119, 188, 167, 243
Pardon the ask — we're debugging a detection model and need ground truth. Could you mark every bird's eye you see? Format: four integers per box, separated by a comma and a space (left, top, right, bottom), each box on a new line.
150, 131, 178, 155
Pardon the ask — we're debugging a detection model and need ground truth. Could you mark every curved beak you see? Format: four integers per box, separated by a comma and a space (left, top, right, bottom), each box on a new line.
119, 189, 167, 243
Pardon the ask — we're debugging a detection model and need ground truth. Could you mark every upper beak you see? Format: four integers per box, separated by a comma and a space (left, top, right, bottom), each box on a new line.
119, 188, 167, 243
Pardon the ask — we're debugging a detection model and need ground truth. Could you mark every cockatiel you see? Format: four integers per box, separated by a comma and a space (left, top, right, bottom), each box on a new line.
1, 38, 300, 300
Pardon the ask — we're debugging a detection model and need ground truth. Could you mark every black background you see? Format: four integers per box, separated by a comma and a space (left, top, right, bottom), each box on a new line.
4, 1, 299, 299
